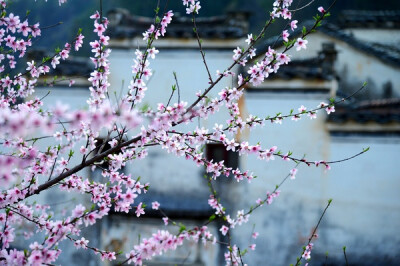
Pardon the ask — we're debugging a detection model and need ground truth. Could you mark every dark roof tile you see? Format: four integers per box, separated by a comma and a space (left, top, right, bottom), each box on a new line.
328, 98, 400, 124
27, 49, 93, 77
107, 8, 248, 40
257, 20, 400, 68
268, 57, 331, 80
338, 10, 400, 29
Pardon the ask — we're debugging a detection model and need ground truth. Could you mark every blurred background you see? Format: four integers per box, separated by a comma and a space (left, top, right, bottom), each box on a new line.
9, 0, 400, 265
10, 0, 400, 55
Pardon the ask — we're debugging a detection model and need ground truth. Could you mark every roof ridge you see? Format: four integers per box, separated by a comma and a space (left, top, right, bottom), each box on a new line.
255, 20, 400, 68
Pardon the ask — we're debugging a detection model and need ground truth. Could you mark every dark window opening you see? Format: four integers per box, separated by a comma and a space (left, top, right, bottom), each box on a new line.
205, 143, 239, 170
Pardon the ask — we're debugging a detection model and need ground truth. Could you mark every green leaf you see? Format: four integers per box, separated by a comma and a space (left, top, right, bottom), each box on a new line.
179, 224, 186, 233
302, 26, 307, 35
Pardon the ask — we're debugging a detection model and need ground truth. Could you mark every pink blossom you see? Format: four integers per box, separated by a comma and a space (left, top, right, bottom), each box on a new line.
290, 20, 298, 31
326, 105, 335, 114
282, 30, 289, 42
135, 203, 145, 217
245, 33, 253, 45
219, 225, 229, 236
0, 2, 358, 264
93, 22, 105, 36
295, 38, 308, 51
74, 237, 89, 249
162, 217, 169, 225
152, 201, 160, 210
290, 168, 298, 180
79, 146, 87, 154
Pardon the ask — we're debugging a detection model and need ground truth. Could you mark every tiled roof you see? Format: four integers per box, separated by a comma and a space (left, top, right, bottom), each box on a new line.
107, 8, 248, 40
338, 10, 400, 29
328, 98, 400, 124
318, 23, 400, 68
51, 58, 92, 77
257, 20, 400, 68
268, 57, 332, 80
28, 49, 93, 77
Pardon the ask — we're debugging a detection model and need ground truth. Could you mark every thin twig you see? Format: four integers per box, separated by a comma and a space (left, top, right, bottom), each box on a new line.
39, 91, 51, 101
166, 84, 175, 107
192, 14, 213, 84
295, 199, 333, 266
99, 0, 103, 22
173, 71, 181, 103
237, 246, 245, 266
289, 0, 316, 12
324, 252, 329, 266
343, 246, 349, 266
179, 1, 338, 124
184, 16, 274, 114
40, 21, 63, 30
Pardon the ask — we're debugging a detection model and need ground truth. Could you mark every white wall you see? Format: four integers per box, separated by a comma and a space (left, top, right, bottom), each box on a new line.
109, 47, 239, 195
108, 47, 240, 264
232, 89, 400, 265
343, 28, 400, 46
103, 31, 400, 265
282, 33, 400, 97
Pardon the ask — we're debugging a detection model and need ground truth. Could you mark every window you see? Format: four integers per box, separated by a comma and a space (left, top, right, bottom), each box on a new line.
205, 143, 239, 170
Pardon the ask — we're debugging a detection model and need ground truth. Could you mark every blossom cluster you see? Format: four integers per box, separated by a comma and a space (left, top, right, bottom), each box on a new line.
88, 12, 111, 109
183, 0, 201, 14
0, 1, 353, 265
302, 243, 314, 260
128, 10, 173, 105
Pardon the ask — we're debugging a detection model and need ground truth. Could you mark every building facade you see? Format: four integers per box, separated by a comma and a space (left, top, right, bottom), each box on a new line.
27, 9, 400, 265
